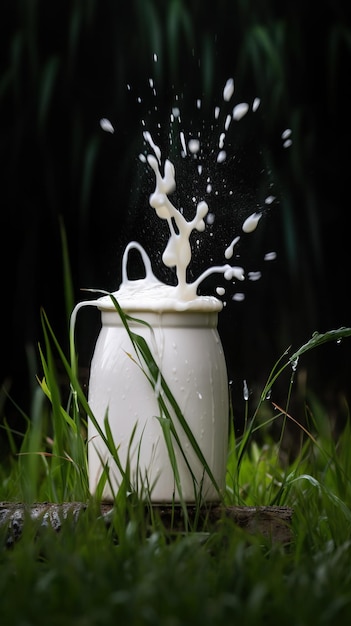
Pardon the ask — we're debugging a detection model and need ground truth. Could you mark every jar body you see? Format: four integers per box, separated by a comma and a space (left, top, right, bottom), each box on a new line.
88, 310, 229, 502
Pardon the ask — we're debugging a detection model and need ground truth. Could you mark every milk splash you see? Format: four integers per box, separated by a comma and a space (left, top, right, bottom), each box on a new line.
100, 130, 262, 313
95, 75, 281, 312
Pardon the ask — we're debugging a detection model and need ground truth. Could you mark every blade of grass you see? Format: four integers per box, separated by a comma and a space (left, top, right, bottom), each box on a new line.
108, 293, 221, 497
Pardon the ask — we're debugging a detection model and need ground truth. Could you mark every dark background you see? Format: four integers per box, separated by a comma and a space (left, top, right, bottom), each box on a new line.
1, 0, 350, 442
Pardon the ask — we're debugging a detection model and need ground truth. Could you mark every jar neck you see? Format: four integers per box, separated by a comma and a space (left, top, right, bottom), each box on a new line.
100, 310, 219, 329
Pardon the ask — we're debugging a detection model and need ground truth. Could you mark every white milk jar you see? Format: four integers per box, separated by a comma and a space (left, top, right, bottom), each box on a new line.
84, 290, 229, 503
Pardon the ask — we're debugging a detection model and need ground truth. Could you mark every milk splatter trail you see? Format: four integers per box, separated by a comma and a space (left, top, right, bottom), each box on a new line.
98, 74, 286, 310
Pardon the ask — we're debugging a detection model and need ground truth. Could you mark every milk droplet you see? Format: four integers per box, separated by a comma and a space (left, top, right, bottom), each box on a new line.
143, 131, 161, 162
242, 212, 262, 233
281, 128, 292, 139
224, 266, 244, 281
112, 105, 272, 312
233, 103, 249, 121
214, 106, 220, 119
283, 139, 292, 148
188, 138, 200, 153
172, 107, 180, 118
252, 97, 261, 112
219, 133, 226, 149
216, 287, 225, 296
99, 118, 114, 133
232, 293, 245, 302
217, 150, 226, 163
264, 195, 275, 205
180, 131, 187, 155
264, 251, 277, 261
224, 236, 240, 259
248, 271, 261, 281
225, 114, 231, 131
223, 78, 235, 102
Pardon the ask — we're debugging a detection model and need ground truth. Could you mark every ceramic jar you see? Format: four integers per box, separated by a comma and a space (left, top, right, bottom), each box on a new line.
86, 305, 229, 503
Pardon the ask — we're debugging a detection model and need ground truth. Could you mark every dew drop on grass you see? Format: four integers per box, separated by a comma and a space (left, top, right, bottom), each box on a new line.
243, 379, 249, 401
291, 357, 299, 371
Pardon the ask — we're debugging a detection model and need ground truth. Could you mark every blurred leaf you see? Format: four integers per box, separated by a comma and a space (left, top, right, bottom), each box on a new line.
22, 0, 39, 81
59, 216, 75, 329
38, 55, 60, 131
328, 23, 351, 110
10, 30, 24, 106
80, 134, 101, 215
136, 0, 163, 76
201, 33, 215, 100
240, 22, 286, 111
68, 4, 82, 69
167, 0, 194, 77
